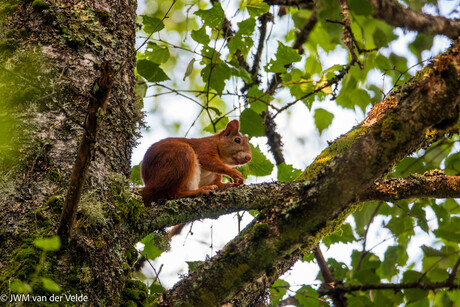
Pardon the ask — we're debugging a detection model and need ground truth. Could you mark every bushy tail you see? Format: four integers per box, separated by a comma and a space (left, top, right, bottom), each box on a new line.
168, 224, 185, 238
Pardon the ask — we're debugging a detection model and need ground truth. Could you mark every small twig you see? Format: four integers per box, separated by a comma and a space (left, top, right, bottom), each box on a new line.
273, 64, 351, 118
418, 250, 460, 283
355, 202, 382, 271
319, 280, 460, 296
337, 0, 363, 69
447, 256, 460, 285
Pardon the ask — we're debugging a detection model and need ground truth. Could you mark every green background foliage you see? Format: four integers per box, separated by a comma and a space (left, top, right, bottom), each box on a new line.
132, 0, 459, 305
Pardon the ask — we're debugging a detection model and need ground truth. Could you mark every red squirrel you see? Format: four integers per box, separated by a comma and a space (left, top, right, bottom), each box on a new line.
141, 120, 252, 205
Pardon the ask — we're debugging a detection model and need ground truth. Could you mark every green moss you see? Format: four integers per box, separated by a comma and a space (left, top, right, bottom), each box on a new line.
31, 0, 49, 10
249, 222, 268, 241
125, 246, 138, 267
121, 280, 148, 306
78, 193, 108, 227
0, 236, 61, 296
297, 126, 368, 181
379, 112, 400, 141
0, 38, 17, 54
0, 3, 19, 16
111, 173, 145, 223
46, 196, 63, 213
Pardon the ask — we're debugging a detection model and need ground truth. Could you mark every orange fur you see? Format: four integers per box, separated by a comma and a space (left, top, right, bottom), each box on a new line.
141, 120, 252, 205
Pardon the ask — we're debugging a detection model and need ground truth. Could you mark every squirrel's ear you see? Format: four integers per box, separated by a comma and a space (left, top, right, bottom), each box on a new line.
222, 120, 239, 136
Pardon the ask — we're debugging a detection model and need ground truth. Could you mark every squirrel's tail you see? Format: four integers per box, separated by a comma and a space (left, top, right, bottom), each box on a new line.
168, 224, 185, 238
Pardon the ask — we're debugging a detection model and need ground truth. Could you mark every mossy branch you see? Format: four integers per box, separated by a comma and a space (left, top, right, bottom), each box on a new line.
57, 62, 114, 243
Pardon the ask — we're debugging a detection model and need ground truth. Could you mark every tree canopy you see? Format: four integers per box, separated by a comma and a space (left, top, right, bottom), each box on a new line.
133, 0, 460, 305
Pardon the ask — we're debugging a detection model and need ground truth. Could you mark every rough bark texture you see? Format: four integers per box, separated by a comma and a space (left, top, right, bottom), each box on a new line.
0, 0, 143, 304
158, 41, 460, 306
369, 0, 460, 39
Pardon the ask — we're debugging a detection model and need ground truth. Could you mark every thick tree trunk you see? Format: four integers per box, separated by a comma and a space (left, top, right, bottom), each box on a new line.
0, 0, 142, 305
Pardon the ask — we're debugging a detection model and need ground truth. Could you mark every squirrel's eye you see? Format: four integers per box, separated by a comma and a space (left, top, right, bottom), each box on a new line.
234, 137, 241, 144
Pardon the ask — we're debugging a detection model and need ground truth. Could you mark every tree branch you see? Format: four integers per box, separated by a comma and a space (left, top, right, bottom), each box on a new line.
136, 172, 460, 241
57, 62, 114, 243
318, 281, 460, 296
265, 0, 460, 39
314, 244, 347, 307
368, 0, 460, 40
156, 42, 459, 306
264, 0, 315, 10
360, 170, 460, 202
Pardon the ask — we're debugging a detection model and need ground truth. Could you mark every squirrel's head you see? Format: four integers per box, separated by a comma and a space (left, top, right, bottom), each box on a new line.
219, 120, 252, 166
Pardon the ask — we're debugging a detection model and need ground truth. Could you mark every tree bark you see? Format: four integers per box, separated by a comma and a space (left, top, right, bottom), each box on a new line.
0, 0, 142, 304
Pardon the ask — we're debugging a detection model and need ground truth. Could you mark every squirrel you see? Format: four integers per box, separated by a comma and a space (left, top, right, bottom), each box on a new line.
141, 120, 252, 207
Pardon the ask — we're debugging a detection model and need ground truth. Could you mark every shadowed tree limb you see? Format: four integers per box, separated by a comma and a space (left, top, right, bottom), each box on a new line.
137, 172, 460, 239
368, 0, 460, 40
264, 0, 460, 39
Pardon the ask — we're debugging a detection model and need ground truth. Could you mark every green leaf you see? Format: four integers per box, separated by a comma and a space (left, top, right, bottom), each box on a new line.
149, 283, 163, 294
228, 18, 256, 55
238, 144, 274, 177
134, 74, 147, 99
191, 26, 210, 45
277, 163, 302, 182
145, 42, 170, 64
41, 277, 61, 293
195, 2, 225, 29
314, 108, 334, 135
247, 86, 269, 114
323, 223, 356, 247
265, 41, 302, 73
394, 157, 424, 176
349, 0, 373, 15
295, 285, 324, 307
141, 233, 163, 260
386, 214, 414, 236
137, 59, 170, 82
143, 241, 162, 260
243, 0, 270, 17
201, 62, 232, 95
34, 236, 61, 251
427, 268, 449, 282
9, 279, 32, 294
409, 33, 433, 62
141, 15, 165, 34
183, 58, 196, 81
411, 202, 429, 233
186, 261, 203, 273
130, 163, 142, 186
240, 108, 265, 138
444, 152, 460, 175
373, 27, 389, 48
402, 271, 429, 303
231, 66, 253, 83
433, 219, 460, 243
270, 279, 289, 305
353, 202, 380, 236
204, 117, 229, 134
326, 259, 349, 280
381, 245, 398, 279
